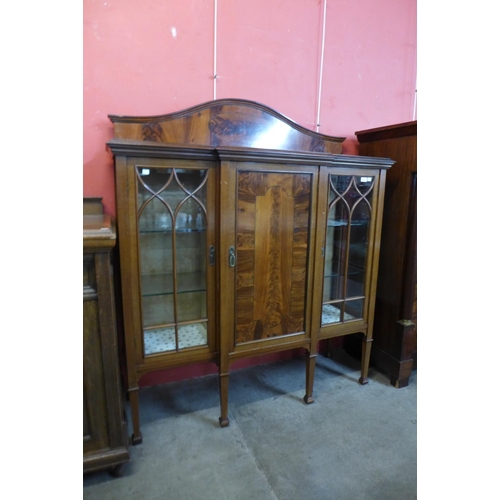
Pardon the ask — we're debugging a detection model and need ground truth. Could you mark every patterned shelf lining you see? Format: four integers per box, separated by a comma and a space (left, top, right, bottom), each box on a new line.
144, 323, 207, 355
321, 304, 356, 325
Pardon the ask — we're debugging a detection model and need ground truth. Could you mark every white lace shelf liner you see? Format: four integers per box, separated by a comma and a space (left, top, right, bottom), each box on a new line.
144, 323, 207, 355
321, 304, 356, 325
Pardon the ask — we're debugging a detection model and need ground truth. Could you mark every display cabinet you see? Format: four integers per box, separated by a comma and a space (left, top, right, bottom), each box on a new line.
108, 99, 393, 442
83, 199, 129, 474
355, 121, 417, 388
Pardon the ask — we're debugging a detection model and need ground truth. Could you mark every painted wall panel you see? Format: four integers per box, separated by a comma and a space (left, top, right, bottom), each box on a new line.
84, 0, 214, 212
216, 0, 323, 131
320, 0, 417, 153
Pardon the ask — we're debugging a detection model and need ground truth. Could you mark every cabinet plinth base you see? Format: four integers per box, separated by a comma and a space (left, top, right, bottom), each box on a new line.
109, 464, 125, 478
219, 417, 230, 428
391, 375, 410, 388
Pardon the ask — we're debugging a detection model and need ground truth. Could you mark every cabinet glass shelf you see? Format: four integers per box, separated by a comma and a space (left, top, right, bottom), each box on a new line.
324, 270, 364, 279
327, 219, 369, 227
139, 228, 206, 234
141, 272, 206, 297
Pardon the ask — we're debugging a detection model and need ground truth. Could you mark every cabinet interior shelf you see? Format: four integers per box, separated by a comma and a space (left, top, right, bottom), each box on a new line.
327, 220, 369, 227
139, 228, 207, 234
141, 272, 206, 297
324, 270, 364, 279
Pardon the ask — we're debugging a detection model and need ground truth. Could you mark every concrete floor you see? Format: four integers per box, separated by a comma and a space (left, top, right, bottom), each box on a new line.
83, 350, 417, 500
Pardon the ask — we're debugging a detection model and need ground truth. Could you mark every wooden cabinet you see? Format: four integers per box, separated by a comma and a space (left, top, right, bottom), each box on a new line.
355, 121, 417, 388
83, 201, 130, 473
108, 99, 393, 442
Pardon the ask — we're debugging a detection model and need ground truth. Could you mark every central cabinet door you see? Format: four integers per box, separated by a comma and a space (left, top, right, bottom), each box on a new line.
220, 162, 317, 357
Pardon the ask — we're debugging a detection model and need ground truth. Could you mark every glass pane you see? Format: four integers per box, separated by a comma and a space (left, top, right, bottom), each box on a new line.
330, 175, 353, 197
355, 176, 374, 194
144, 324, 208, 353
321, 173, 374, 326
142, 295, 175, 328
178, 322, 207, 349
345, 299, 364, 320
324, 202, 348, 301
176, 229, 206, 266
138, 166, 173, 195
144, 326, 176, 355
176, 196, 205, 232
322, 303, 342, 325
346, 200, 371, 298
177, 292, 207, 323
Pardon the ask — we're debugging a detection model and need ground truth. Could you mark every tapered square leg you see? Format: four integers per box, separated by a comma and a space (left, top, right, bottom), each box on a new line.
303, 352, 316, 404
359, 337, 373, 385
128, 388, 143, 444
219, 372, 230, 427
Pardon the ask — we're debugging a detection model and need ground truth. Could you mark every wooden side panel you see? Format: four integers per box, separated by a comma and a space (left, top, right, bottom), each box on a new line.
360, 132, 416, 355
235, 171, 311, 344
83, 259, 109, 454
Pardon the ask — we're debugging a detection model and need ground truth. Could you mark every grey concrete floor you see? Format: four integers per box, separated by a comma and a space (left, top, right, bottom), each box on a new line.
83, 350, 417, 500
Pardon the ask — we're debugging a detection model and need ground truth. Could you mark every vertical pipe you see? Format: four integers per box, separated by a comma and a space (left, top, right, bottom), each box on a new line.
213, 0, 218, 100
412, 72, 417, 120
316, 0, 327, 132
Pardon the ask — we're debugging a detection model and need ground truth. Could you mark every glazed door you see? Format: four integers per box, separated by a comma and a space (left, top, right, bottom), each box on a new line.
313, 168, 381, 336
130, 158, 217, 362
220, 163, 317, 355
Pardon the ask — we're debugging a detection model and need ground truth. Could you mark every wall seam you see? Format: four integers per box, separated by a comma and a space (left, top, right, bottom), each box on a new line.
213, 0, 218, 100
316, 0, 327, 132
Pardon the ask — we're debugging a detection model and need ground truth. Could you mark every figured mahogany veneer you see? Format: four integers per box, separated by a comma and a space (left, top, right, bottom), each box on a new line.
108, 99, 393, 441
109, 98, 344, 153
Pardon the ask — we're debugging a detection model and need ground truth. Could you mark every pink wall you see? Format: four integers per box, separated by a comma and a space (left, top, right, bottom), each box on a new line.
83, 0, 416, 386
84, 0, 416, 214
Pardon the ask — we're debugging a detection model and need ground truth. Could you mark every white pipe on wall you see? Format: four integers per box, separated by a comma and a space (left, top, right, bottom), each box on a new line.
213, 0, 218, 100
316, 0, 327, 132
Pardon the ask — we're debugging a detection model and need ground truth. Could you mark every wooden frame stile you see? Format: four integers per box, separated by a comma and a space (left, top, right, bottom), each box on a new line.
217, 159, 236, 427
114, 155, 143, 444
361, 167, 387, 383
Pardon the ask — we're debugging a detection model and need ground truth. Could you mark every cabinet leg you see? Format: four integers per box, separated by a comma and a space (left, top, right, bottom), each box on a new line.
359, 337, 373, 385
219, 372, 230, 428
129, 388, 143, 444
303, 352, 316, 404
326, 338, 333, 358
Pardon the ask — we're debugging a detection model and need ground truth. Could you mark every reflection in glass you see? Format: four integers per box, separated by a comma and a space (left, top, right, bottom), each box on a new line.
321, 174, 374, 326
136, 166, 209, 355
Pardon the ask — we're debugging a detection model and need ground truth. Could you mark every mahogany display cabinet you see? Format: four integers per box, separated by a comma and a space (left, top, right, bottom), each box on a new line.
83, 199, 130, 474
107, 99, 393, 443
355, 121, 417, 388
